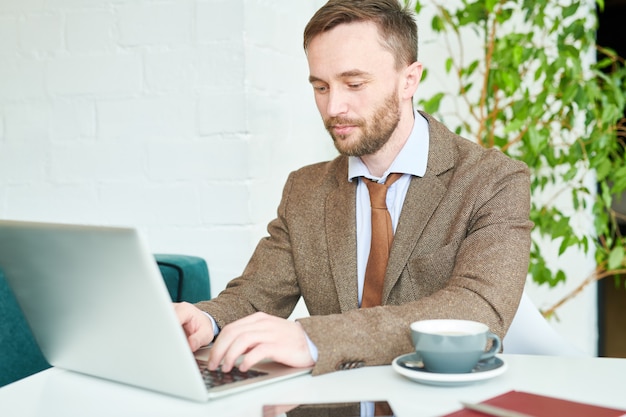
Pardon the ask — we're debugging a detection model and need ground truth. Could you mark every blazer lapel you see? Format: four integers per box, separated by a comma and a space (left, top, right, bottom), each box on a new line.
325, 162, 360, 312
382, 114, 456, 303
382, 175, 446, 302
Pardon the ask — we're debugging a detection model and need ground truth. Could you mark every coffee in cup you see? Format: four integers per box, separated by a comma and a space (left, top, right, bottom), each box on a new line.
410, 319, 501, 373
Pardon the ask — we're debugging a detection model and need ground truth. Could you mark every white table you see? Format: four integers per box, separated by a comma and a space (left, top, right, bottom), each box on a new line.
1, 354, 624, 416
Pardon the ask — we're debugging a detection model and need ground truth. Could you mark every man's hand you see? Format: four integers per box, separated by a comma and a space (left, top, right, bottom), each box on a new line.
207, 312, 315, 372
174, 302, 216, 352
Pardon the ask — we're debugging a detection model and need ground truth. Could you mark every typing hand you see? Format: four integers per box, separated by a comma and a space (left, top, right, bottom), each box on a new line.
174, 302, 216, 352
207, 312, 314, 372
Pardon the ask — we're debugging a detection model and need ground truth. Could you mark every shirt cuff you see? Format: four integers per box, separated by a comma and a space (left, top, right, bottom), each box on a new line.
302, 328, 319, 363
203, 311, 220, 336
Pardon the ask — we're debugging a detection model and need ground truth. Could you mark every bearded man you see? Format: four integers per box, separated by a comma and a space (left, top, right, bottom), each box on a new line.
175, 0, 533, 377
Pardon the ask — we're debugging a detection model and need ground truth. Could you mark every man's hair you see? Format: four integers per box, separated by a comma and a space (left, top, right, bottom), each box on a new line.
303, 0, 418, 69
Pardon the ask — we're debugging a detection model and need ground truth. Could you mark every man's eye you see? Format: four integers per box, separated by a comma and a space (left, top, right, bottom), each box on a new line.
313, 85, 328, 93
348, 83, 363, 89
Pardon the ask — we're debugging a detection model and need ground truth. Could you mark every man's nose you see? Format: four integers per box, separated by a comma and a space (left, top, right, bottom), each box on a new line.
326, 89, 349, 117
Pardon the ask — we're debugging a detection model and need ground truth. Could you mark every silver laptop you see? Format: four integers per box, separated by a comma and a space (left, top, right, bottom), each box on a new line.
0, 220, 311, 402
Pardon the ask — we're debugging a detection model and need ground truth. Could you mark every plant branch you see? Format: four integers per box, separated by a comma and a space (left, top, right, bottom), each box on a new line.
477, 3, 500, 147
541, 267, 626, 318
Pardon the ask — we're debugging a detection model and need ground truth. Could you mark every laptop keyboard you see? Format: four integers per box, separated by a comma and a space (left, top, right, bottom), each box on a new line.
200, 366, 268, 389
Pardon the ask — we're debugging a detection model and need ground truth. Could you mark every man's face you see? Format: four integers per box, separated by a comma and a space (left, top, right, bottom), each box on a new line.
307, 22, 403, 157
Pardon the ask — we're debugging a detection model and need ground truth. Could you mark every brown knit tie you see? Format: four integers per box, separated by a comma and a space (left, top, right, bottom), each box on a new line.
361, 173, 402, 308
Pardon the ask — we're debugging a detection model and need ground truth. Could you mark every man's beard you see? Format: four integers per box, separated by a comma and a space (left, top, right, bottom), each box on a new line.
324, 92, 401, 157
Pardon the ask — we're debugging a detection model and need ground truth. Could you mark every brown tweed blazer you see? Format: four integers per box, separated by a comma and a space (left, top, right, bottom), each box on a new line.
196, 111, 533, 376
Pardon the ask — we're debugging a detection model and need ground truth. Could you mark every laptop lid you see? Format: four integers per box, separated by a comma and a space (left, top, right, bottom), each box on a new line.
0, 220, 309, 402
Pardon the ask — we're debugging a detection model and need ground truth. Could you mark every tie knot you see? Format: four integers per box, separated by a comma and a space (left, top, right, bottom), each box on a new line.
364, 173, 402, 209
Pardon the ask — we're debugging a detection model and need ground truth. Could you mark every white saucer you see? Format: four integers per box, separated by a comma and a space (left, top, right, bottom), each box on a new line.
391, 353, 507, 386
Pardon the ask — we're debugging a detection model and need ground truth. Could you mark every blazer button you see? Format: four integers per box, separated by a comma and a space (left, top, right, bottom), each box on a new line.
336, 360, 365, 370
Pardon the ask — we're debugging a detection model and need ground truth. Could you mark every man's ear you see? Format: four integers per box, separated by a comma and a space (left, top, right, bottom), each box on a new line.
401, 61, 423, 100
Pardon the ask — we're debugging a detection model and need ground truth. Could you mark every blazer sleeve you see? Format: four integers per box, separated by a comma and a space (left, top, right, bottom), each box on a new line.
194, 172, 304, 329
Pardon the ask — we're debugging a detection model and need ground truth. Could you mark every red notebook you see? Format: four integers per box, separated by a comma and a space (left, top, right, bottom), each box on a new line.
443, 390, 626, 417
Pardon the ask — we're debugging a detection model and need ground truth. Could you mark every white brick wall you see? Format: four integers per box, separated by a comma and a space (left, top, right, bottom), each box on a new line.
117, 2, 193, 46
0, 0, 331, 297
47, 55, 144, 96
0, 58, 45, 100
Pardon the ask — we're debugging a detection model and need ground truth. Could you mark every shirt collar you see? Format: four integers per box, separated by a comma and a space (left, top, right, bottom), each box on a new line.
348, 109, 429, 182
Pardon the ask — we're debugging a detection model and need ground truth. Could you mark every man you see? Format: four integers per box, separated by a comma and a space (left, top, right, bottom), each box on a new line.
175, 0, 532, 376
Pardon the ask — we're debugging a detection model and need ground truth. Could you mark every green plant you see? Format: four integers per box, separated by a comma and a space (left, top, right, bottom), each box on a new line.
411, 0, 626, 316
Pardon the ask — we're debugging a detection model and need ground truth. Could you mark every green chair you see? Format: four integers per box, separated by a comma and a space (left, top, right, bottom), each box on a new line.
154, 254, 211, 303
0, 269, 49, 388
0, 254, 210, 387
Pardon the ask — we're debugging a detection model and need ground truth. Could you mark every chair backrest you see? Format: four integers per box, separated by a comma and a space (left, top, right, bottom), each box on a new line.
0, 269, 51, 387
503, 292, 587, 356
154, 254, 211, 303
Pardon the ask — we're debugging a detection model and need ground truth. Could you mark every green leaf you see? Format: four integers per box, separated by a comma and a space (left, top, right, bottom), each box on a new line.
551, 216, 572, 240
445, 57, 453, 73
562, 166, 578, 182
464, 60, 479, 78
608, 246, 625, 270
562, 3, 579, 18
596, 0, 605, 12
421, 92, 445, 114
431, 15, 444, 32
554, 270, 567, 286
527, 126, 545, 154
485, 0, 498, 13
